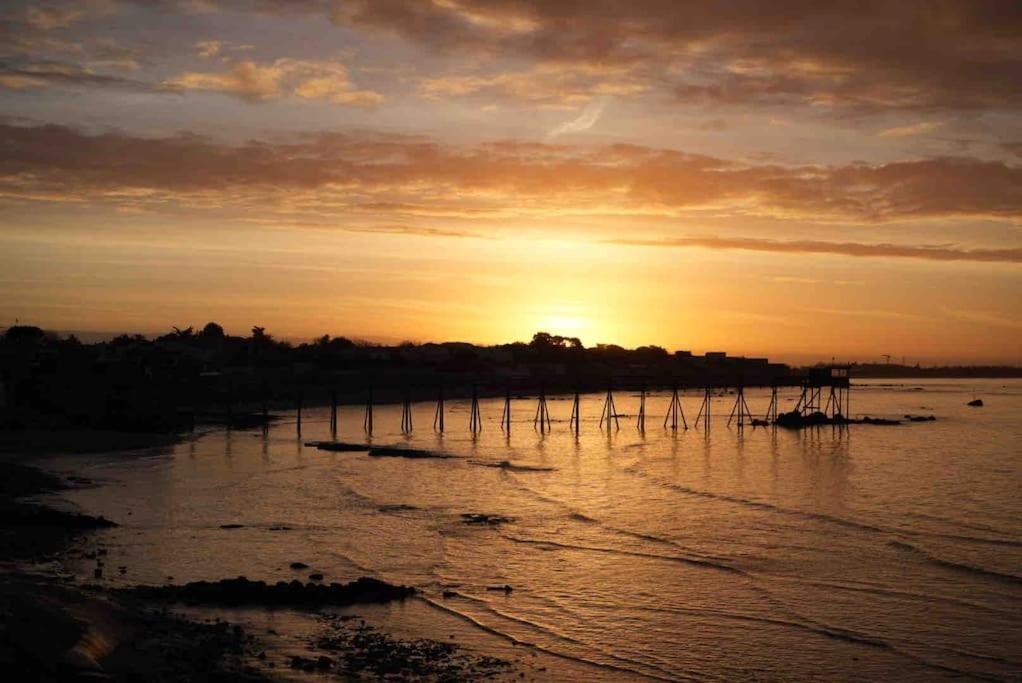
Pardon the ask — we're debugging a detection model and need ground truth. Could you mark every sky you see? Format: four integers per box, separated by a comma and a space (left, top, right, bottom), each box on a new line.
0, 0, 1020, 364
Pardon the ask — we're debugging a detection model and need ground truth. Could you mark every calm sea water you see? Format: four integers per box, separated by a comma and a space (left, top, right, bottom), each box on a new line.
45, 379, 1022, 681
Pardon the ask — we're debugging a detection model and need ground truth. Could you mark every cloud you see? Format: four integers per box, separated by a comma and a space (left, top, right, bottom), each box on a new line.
329, 0, 1022, 113
546, 97, 608, 140
0, 123, 1019, 229
607, 236, 1022, 264
193, 39, 253, 59
165, 58, 383, 104
5, 1, 1020, 116
25, 6, 83, 30
419, 65, 645, 107
166, 60, 284, 100
0, 59, 151, 91
877, 121, 942, 138
195, 40, 223, 58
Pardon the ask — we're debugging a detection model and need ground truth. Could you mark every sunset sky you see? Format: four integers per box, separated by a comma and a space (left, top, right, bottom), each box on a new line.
1, 1, 1020, 363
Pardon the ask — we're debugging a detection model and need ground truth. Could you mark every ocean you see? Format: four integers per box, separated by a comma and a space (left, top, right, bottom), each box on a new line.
44, 379, 1022, 681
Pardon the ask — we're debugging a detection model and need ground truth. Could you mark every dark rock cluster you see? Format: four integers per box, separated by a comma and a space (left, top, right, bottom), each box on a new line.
126, 576, 415, 607
309, 614, 511, 680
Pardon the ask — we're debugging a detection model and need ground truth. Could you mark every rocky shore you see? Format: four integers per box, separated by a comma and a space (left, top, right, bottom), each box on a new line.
0, 435, 520, 681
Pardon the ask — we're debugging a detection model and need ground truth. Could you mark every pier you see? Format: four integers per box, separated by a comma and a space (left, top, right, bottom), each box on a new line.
305, 365, 870, 438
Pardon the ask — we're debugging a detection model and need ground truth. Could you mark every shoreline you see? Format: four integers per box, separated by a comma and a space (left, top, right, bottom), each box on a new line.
0, 428, 532, 681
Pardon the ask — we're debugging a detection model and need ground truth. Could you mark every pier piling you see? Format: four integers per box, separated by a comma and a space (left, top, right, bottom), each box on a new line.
534, 385, 551, 433
764, 384, 778, 423
469, 385, 482, 434
433, 386, 445, 433
363, 387, 374, 436
330, 389, 338, 437
728, 384, 752, 429
569, 390, 581, 437
500, 387, 512, 434
600, 383, 619, 431
637, 383, 646, 431
695, 386, 712, 431
401, 391, 413, 434
664, 384, 687, 431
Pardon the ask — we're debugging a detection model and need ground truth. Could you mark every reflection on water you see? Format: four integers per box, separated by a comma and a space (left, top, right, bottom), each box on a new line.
48, 380, 1022, 681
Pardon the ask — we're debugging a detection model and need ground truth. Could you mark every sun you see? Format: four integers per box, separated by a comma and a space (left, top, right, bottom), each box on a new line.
534, 313, 593, 342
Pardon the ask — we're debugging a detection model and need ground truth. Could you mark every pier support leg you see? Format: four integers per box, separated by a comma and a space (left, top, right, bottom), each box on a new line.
469, 385, 482, 434
433, 386, 445, 433
600, 383, 619, 431
695, 386, 712, 431
401, 391, 413, 434
533, 385, 551, 433
330, 389, 338, 438
500, 388, 512, 434
637, 384, 646, 432
569, 391, 581, 437
363, 387, 374, 436
663, 384, 688, 431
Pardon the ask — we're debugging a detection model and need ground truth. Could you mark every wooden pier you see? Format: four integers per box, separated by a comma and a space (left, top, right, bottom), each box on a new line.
292, 366, 857, 437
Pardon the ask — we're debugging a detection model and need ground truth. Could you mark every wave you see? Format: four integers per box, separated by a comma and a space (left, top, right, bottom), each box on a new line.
624, 465, 1022, 548
500, 472, 728, 563
887, 540, 1022, 585
418, 595, 681, 681
501, 533, 743, 575
765, 574, 1019, 619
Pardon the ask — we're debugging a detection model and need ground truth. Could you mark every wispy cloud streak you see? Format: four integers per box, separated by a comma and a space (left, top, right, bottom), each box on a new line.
546, 97, 608, 140
609, 236, 1022, 264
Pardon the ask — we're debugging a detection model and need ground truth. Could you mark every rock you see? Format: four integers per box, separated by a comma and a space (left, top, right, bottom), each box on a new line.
968, 399, 984, 407
219, 524, 244, 529
289, 655, 317, 671
289, 562, 309, 570
368, 446, 455, 459
124, 575, 416, 607
305, 441, 371, 452
309, 573, 324, 581
461, 513, 514, 526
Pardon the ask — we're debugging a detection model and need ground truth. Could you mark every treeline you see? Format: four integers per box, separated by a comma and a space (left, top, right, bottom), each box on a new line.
841, 363, 1022, 379
0, 324, 785, 433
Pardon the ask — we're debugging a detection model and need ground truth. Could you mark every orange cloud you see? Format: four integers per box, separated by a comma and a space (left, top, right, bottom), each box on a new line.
609, 236, 1022, 264
0, 123, 1019, 228
165, 58, 383, 104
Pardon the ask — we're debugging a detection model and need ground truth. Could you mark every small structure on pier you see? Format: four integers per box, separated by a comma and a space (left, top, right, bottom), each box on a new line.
795, 366, 850, 419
